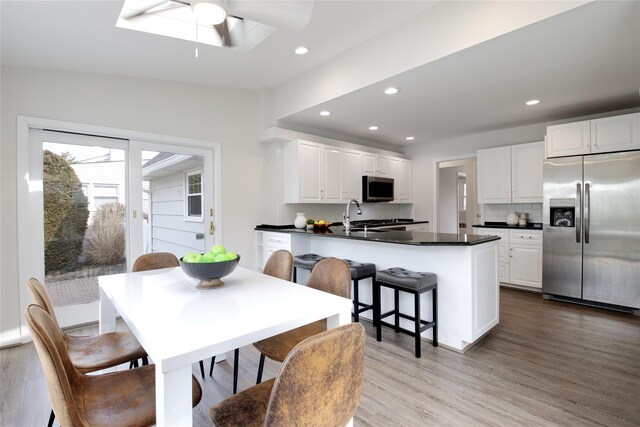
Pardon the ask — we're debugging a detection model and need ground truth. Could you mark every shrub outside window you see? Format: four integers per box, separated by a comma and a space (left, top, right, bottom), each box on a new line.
185, 169, 203, 221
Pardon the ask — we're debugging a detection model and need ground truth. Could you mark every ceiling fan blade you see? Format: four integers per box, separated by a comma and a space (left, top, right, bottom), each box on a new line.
124, 0, 185, 19
214, 18, 234, 47
225, 0, 314, 32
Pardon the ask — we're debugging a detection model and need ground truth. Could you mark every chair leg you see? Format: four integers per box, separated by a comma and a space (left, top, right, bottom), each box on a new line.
141, 356, 149, 365
374, 281, 382, 342
353, 278, 360, 322
233, 348, 239, 394
199, 360, 205, 380
292, 266, 297, 283
48, 409, 55, 427
394, 288, 400, 333
129, 360, 137, 369
414, 291, 421, 358
209, 356, 216, 377
256, 354, 265, 384
432, 287, 438, 347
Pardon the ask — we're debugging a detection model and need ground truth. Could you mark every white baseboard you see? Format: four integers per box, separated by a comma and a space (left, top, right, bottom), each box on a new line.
0, 328, 23, 348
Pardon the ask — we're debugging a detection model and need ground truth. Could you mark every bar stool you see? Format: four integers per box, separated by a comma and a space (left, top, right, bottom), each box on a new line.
292, 253, 326, 283
342, 259, 376, 322
374, 267, 438, 358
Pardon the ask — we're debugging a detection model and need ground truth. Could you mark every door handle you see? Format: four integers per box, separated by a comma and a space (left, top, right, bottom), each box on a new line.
584, 183, 590, 244
576, 183, 581, 244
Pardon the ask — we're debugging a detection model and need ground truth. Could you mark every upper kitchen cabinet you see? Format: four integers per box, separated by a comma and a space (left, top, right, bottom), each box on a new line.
511, 142, 544, 203
363, 153, 390, 176
477, 146, 511, 203
284, 139, 410, 204
591, 113, 640, 154
343, 149, 362, 200
546, 112, 640, 158
546, 120, 591, 157
322, 145, 343, 202
284, 140, 322, 203
390, 157, 413, 202
477, 141, 544, 204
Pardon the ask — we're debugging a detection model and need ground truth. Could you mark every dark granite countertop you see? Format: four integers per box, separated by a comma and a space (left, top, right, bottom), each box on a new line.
255, 218, 430, 231
255, 225, 499, 246
473, 222, 543, 230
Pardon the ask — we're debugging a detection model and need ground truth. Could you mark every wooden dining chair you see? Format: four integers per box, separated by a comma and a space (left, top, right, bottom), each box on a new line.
208, 249, 293, 394
210, 323, 365, 427
131, 251, 180, 272
253, 257, 351, 384
27, 278, 149, 427
26, 303, 202, 427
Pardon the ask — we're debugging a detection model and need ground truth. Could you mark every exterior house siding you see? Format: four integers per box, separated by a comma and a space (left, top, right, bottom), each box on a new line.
149, 173, 204, 257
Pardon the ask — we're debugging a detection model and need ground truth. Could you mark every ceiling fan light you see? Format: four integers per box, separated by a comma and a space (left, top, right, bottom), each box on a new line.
191, 1, 226, 26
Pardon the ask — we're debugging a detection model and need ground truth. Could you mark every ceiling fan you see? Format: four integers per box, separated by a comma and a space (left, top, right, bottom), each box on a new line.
124, 0, 314, 48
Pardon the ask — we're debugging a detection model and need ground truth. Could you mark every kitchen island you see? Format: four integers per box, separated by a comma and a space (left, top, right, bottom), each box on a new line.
255, 226, 500, 352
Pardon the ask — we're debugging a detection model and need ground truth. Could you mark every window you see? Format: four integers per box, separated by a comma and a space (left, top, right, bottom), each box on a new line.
93, 184, 119, 209
185, 169, 203, 220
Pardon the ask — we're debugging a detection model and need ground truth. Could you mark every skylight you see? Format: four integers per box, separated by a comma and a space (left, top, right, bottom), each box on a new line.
116, 0, 277, 52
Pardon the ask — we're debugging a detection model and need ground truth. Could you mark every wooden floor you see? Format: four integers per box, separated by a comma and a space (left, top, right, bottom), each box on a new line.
1, 288, 639, 426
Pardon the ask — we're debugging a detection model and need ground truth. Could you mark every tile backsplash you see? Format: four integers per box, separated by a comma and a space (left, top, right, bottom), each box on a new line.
483, 203, 543, 224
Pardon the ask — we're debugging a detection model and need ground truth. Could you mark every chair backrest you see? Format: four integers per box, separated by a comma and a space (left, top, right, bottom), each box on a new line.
132, 252, 180, 272
307, 258, 351, 298
26, 278, 61, 330
25, 304, 88, 427
264, 323, 365, 426
263, 250, 293, 281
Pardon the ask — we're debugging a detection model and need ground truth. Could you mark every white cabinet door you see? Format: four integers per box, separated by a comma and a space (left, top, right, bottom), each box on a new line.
509, 244, 543, 288
343, 150, 362, 200
591, 113, 640, 154
298, 141, 322, 202
511, 141, 544, 203
375, 155, 389, 176
322, 146, 343, 202
475, 228, 509, 283
477, 146, 511, 203
401, 159, 412, 202
389, 157, 402, 200
363, 153, 375, 175
546, 120, 591, 157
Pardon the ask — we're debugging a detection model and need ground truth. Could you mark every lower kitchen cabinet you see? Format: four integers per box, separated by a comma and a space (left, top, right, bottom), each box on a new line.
509, 230, 543, 288
255, 231, 291, 271
475, 228, 543, 290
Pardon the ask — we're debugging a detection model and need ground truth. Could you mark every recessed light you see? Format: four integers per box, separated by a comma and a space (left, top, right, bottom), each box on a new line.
319, 111, 331, 116
294, 46, 308, 55
405, 136, 415, 141
525, 99, 540, 106
369, 126, 379, 131
384, 87, 399, 95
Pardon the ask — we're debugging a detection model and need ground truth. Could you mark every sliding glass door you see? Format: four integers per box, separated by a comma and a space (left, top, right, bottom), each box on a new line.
22, 129, 215, 328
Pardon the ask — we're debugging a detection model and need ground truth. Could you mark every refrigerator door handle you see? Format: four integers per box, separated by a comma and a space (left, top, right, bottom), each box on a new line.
584, 182, 590, 244
576, 183, 581, 244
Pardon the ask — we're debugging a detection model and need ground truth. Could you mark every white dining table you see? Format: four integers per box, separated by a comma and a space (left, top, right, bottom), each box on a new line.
98, 266, 352, 427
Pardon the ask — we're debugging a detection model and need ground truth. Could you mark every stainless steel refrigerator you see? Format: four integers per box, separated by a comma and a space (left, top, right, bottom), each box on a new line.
543, 150, 640, 312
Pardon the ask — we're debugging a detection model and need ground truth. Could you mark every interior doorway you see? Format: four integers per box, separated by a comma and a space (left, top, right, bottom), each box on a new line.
437, 157, 477, 234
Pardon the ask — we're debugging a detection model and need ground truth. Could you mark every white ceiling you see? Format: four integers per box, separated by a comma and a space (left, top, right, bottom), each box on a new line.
2, 1, 639, 147
0, 0, 435, 89
279, 0, 640, 145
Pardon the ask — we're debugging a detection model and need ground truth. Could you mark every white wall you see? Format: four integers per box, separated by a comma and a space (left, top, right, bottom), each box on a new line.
0, 66, 260, 344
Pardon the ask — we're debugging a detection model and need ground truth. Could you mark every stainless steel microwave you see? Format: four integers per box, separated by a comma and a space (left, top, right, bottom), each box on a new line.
362, 176, 394, 202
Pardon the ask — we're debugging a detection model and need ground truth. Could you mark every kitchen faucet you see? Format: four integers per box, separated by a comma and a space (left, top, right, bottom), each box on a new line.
343, 199, 362, 233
